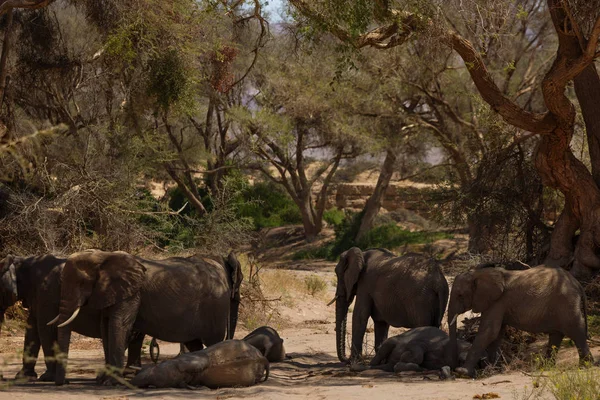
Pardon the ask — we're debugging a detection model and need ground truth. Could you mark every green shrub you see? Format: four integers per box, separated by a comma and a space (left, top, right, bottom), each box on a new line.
292, 243, 334, 260
587, 314, 600, 337
357, 224, 452, 250
323, 208, 345, 227
236, 181, 302, 229
304, 275, 327, 296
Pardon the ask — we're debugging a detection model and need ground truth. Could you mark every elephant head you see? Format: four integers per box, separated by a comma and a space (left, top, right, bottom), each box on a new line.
0, 255, 18, 336
50, 250, 146, 385
333, 247, 364, 363
448, 268, 505, 368
224, 252, 243, 339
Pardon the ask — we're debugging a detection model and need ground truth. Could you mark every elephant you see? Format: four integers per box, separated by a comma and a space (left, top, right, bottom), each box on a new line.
369, 326, 472, 373
332, 248, 449, 363
0, 254, 148, 382
243, 326, 286, 362
448, 264, 593, 378
50, 249, 243, 385
130, 340, 269, 389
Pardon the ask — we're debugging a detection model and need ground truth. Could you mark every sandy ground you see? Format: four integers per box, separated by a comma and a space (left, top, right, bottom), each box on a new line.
0, 252, 588, 399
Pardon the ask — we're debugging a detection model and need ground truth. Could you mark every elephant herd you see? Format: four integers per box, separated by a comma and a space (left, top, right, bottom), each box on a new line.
0, 245, 595, 390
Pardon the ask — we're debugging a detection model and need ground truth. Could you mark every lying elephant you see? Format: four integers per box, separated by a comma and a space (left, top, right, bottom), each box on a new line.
243, 326, 286, 362
130, 340, 269, 389
369, 327, 471, 373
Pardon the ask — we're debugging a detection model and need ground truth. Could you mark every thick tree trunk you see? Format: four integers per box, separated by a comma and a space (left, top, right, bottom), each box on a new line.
297, 193, 321, 242
536, 1, 600, 279
355, 149, 396, 242
0, 9, 13, 115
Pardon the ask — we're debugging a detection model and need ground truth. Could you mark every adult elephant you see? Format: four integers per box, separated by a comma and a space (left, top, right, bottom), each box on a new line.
50, 250, 243, 385
0, 254, 144, 382
447, 265, 593, 378
332, 248, 449, 363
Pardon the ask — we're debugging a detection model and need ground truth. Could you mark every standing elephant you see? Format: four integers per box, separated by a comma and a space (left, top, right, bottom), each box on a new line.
448, 265, 593, 378
333, 248, 449, 363
50, 250, 243, 385
0, 254, 145, 382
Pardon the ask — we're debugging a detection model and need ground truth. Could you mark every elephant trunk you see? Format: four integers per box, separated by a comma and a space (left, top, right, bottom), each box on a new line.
448, 303, 459, 369
228, 295, 240, 340
335, 297, 349, 363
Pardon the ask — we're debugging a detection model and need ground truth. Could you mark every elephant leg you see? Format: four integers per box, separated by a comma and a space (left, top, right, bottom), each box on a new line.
545, 332, 564, 364
37, 319, 59, 382
484, 325, 505, 366
16, 314, 40, 380
370, 362, 396, 372
100, 296, 140, 385
184, 339, 204, 352
125, 331, 144, 369
373, 321, 389, 352
96, 316, 111, 384
459, 311, 503, 378
565, 323, 593, 365
370, 340, 396, 367
350, 297, 372, 361
394, 348, 424, 373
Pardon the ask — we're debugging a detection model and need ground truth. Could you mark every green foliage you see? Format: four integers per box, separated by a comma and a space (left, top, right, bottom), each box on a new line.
587, 315, 600, 337
323, 208, 345, 227
304, 275, 327, 296
147, 49, 190, 111
526, 357, 600, 400
292, 243, 334, 260
236, 181, 302, 230
357, 224, 452, 250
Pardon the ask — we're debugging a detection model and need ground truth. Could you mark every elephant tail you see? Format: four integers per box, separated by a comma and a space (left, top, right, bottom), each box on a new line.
261, 358, 270, 383
582, 285, 590, 339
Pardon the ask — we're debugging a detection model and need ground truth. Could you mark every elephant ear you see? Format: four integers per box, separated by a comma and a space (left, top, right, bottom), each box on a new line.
342, 247, 364, 302
472, 268, 505, 313
225, 252, 243, 298
87, 251, 146, 309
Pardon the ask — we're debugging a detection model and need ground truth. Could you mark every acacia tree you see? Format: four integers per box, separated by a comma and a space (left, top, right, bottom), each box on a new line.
291, 0, 600, 278
237, 38, 363, 240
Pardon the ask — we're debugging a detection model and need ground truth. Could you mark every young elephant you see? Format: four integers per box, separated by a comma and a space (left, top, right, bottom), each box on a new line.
370, 327, 471, 373
130, 340, 269, 389
243, 326, 286, 362
333, 248, 449, 363
448, 265, 592, 377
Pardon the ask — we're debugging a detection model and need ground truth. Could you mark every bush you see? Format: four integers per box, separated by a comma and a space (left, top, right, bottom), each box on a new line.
357, 224, 452, 250
304, 275, 327, 296
292, 243, 334, 260
236, 181, 302, 229
323, 208, 345, 227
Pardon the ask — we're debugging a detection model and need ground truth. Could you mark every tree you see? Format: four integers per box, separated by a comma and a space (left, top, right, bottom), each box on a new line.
237, 37, 363, 240
290, 0, 600, 278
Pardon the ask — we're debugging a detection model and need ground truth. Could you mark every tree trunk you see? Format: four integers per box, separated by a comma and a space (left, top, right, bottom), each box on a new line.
535, 1, 600, 279
295, 191, 322, 242
0, 9, 13, 117
355, 149, 396, 242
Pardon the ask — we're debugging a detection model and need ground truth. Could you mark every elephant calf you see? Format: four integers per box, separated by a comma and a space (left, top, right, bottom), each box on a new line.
130, 340, 269, 389
448, 265, 593, 378
243, 326, 286, 362
370, 327, 471, 373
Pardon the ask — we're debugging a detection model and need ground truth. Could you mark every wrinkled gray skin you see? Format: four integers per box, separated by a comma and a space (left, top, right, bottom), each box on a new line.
131, 340, 269, 389
334, 248, 449, 363
0, 255, 141, 382
448, 265, 592, 378
54, 250, 242, 386
243, 326, 286, 362
369, 327, 472, 373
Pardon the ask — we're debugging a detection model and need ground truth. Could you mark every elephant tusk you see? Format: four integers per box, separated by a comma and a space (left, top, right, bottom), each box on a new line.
449, 314, 458, 326
47, 315, 60, 326
57, 307, 81, 328
326, 296, 337, 306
